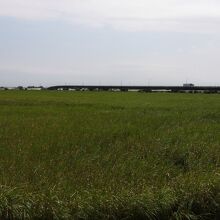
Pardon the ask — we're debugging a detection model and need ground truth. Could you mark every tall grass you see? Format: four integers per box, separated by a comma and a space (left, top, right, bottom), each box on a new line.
0, 91, 219, 219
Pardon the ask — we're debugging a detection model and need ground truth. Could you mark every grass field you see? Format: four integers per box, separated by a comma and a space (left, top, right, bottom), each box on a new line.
0, 91, 219, 219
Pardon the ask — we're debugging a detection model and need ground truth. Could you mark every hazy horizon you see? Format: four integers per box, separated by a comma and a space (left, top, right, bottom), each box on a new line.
1, 0, 220, 87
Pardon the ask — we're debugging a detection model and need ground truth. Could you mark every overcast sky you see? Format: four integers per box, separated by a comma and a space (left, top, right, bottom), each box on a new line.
0, 0, 220, 86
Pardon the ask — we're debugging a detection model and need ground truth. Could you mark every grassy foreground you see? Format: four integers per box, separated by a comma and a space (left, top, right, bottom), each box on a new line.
0, 91, 219, 219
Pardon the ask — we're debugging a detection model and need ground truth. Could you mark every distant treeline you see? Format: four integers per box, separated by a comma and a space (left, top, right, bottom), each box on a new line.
0, 86, 45, 91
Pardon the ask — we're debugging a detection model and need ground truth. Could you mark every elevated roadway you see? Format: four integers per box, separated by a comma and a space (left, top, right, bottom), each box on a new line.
47, 85, 220, 92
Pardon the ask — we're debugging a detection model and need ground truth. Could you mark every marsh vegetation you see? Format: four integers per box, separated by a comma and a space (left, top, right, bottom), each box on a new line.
0, 91, 219, 219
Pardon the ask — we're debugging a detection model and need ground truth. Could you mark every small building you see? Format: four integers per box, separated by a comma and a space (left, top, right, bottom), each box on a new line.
26, 86, 44, 91
7, 87, 16, 90
183, 83, 194, 87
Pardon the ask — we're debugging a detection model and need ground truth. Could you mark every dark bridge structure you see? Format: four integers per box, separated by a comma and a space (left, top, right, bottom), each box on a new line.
47, 85, 220, 93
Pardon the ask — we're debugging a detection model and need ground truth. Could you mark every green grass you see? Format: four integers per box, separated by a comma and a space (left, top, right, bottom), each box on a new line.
0, 91, 219, 219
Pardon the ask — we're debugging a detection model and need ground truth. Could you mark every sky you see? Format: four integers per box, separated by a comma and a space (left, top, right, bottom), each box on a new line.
0, 0, 220, 86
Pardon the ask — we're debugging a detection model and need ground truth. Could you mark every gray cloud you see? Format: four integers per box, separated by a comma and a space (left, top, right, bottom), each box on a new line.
1, 0, 220, 32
